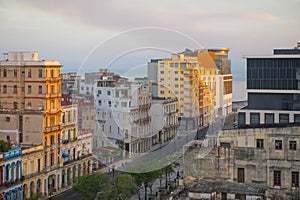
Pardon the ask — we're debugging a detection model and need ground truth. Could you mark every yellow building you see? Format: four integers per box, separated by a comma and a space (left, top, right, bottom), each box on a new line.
148, 49, 232, 130
0, 52, 92, 199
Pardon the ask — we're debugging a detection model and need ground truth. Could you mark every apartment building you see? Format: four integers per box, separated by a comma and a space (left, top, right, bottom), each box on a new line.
0, 148, 22, 200
61, 72, 81, 94
238, 43, 300, 126
0, 52, 92, 199
94, 71, 152, 157
184, 126, 300, 199
152, 97, 179, 144
148, 49, 232, 130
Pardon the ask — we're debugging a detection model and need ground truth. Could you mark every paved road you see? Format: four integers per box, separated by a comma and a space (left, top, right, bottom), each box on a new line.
119, 117, 225, 173
52, 189, 82, 200
53, 117, 225, 200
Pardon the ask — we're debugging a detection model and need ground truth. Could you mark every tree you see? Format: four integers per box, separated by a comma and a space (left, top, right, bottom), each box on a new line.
106, 174, 138, 200
74, 173, 109, 200
0, 140, 10, 152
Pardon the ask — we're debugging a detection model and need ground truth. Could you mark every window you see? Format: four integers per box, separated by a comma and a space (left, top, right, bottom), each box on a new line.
237, 168, 245, 183
275, 140, 282, 150
6, 135, 10, 140
50, 136, 54, 145
160, 90, 164, 94
98, 100, 102, 106
39, 69, 43, 78
108, 101, 112, 107
107, 91, 111, 95
292, 172, 299, 187
250, 113, 260, 124
37, 159, 41, 173
38, 85, 42, 94
257, 139, 264, 149
27, 102, 32, 109
44, 155, 47, 167
3, 69, 7, 77
13, 85, 17, 94
160, 71, 164, 74
13, 102, 17, 109
174, 71, 178, 74
265, 113, 274, 124
274, 171, 281, 186
3, 85, 7, 94
50, 152, 54, 166
5, 117, 10, 122
28, 69, 31, 78
238, 112, 246, 126
51, 85, 55, 93
58, 134, 61, 144
14, 69, 17, 77
290, 141, 297, 150
279, 114, 289, 123
294, 114, 300, 123
98, 90, 101, 95
28, 85, 32, 94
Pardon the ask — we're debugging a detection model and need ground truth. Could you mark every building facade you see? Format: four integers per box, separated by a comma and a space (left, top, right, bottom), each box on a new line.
0, 148, 23, 200
239, 43, 300, 126
94, 72, 152, 157
184, 126, 300, 199
152, 97, 179, 144
61, 72, 81, 94
148, 49, 232, 130
0, 52, 92, 199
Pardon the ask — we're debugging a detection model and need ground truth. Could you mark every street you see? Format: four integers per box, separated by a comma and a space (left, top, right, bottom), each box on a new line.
52, 189, 82, 200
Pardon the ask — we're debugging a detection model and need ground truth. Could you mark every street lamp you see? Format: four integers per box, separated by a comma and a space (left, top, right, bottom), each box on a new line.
112, 165, 115, 178
165, 169, 168, 190
144, 181, 148, 200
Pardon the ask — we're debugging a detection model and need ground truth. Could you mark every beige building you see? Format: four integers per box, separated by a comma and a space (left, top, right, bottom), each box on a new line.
0, 52, 92, 199
183, 125, 300, 199
152, 97, 179, 144
0, 51, 62, 146
148, 49, 232, 130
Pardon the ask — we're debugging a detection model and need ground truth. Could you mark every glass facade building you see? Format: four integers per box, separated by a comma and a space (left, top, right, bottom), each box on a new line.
238, 43, 300, 126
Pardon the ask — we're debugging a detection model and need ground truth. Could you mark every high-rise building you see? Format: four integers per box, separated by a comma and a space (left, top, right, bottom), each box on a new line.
238, 43, 300, 126
61, 72, 81, 94
94, 70, 152, 157
0, 52, 92, 199
148, 49, 232, 130
0, 51, 62, 146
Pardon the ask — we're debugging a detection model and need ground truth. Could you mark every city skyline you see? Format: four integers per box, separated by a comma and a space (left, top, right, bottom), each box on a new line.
0, 0, 299, 101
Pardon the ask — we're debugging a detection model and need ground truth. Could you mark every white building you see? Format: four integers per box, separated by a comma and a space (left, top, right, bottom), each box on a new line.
94, 74, 152, 157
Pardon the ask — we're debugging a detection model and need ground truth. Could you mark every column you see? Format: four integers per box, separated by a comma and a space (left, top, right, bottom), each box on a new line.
64, 171, 68, 187
44, 179, 48, 196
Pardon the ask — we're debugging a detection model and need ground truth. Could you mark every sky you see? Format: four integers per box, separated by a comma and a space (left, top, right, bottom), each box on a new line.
0, 0, 299, 101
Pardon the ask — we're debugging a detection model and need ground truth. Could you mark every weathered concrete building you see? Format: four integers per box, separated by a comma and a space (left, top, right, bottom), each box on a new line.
184, 126, 300, 199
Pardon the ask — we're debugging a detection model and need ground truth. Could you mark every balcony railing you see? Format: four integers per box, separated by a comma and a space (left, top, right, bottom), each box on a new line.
63, 153, 92, 166
43, 124, 63, 133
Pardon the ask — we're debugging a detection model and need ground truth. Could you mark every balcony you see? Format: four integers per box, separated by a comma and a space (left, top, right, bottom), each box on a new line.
46, 93, 62, 98
4, 148, 22, 160
43, 124, 63, 133
63, 153, 92, 166
46, 77, 61, 82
